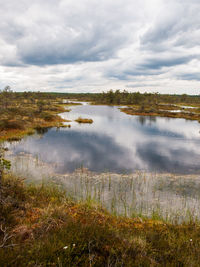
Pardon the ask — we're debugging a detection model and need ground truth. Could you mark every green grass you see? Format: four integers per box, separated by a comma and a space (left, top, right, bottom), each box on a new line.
1, 174, 200, 266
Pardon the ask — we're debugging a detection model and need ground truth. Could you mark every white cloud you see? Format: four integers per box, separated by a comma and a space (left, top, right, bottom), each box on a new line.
0, 0, 200, 94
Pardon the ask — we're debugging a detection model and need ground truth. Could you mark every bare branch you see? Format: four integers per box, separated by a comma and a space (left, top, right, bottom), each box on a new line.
0, 224, 16, 249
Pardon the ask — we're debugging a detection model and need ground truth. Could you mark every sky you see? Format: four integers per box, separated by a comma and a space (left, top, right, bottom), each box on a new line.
0, 0, 200, 94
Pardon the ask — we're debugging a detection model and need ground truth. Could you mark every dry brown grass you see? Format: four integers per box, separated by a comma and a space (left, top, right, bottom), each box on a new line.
1, 174, 200, 266
75, 117, 93, 124
120, 105, 200, 122
0, 95, 69, 141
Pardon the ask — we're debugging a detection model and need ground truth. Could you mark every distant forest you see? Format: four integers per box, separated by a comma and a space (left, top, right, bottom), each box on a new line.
1, 87, 200, 105
60, 90, 200, 105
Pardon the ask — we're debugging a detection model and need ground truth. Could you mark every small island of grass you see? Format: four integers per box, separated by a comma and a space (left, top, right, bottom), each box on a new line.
120, 104, 200, 122
75, 117, 93, 124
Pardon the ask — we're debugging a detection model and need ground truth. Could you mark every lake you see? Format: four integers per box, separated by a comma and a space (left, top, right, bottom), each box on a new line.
5, 102, 200, 221
6, 102, 200, 174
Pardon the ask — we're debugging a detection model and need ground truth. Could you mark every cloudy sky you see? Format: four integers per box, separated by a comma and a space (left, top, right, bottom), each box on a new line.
0, 0, 200, 94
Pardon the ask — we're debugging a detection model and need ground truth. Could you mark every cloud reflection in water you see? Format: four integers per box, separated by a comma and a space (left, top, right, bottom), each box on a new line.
9, 104, 200, 174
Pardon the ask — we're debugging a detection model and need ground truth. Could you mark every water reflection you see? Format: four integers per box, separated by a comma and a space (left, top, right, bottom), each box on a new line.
7, 104, 200, 174
137, 116, 157, 126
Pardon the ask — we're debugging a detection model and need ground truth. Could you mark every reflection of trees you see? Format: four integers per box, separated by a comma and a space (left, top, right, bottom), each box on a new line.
35, 127, 49, 135
138, 116, 146, 125
148, 116, 157, 126
138, 116, 157, 126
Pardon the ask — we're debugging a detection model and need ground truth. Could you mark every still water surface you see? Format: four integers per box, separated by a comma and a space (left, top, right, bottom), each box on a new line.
7, 103, 200, 174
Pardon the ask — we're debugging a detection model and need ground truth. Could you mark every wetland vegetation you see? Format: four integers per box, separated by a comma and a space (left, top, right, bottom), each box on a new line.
120, 105, 200, 122
57, 90, 200, 122
1, 174, 200, 266
0, 87, 68, 142
75, 117, 94, 124
1, 87, 200, 266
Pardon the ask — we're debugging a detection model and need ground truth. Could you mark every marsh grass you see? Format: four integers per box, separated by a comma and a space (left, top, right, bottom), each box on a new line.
2, 174, 200, 266
6, 152, 200, 224
0, 94, 69, 142
53, 171, 200, 224
75, 117, 93, 124
120, 103, 200, 123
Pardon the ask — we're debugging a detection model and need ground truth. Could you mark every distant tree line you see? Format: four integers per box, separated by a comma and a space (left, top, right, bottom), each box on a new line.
90, 90, 200, 105
1, 87, 200, 106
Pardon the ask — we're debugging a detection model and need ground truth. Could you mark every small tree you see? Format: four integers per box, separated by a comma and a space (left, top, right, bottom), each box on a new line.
1, 86, 12, 109
3, 86, 11, 92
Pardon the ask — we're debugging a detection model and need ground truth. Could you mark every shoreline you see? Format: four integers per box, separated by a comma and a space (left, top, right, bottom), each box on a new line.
120, 106, 200, 123
5, 152, 200, 224
1, 173, 200, 266
0, 102, 68, 142
2, 101, 200, 142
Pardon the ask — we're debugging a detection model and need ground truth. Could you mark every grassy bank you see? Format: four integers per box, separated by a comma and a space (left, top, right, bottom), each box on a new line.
120, 104, 200, 123
0, 91, 69, 142
1, 174, 200, 266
